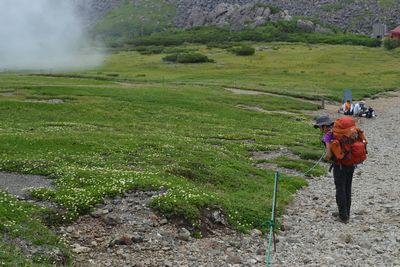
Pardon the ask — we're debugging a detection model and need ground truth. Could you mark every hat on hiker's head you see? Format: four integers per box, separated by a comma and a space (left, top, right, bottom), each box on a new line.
313, 115, 333, 128
359, 101, 366, 105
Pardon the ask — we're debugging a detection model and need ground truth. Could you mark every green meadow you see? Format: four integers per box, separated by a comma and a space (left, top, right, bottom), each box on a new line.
82, 43, 400, 99
0, 43, 399, 265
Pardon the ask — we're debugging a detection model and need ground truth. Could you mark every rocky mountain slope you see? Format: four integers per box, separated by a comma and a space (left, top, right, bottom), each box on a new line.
75, 0, 400, 34
73, 0, 122, 26
176, 0, 400, 33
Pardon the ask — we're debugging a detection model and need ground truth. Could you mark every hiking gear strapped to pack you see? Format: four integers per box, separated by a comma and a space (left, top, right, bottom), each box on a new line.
330, 117, 367, 166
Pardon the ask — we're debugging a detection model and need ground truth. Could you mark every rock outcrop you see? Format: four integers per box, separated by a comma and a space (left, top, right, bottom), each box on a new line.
175, 0, 400, 34
176, 1, 292, 31
73, 0, 400, 34
260, 0, 400, 34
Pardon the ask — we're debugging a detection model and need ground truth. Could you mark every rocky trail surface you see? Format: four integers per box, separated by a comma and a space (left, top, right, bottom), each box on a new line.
271, 92, 400, 266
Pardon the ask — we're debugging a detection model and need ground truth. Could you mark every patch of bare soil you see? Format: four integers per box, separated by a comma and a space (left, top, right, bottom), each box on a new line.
226, 88, 266, 95
225, 87, 319, 104
0, 172, 53, 199
251, 147, 300, 161
208, 137, 256, 142
24, 98, 65, 103
251, 148, 304, 176
236, 104, 298, 116
0, 91, 16, 96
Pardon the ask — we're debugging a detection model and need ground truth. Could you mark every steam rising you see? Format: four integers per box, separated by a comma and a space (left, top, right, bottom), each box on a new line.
0, 0, 105, 71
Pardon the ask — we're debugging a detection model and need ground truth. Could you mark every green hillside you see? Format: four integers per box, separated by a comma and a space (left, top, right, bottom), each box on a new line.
92, 0, 176, 45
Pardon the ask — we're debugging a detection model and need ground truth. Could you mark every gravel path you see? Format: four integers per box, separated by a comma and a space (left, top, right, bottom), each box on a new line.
271, 92, 400, 266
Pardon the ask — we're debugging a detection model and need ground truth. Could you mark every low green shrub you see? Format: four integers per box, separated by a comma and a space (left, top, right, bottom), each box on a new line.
162, 47, 197, 54
383, 38, 400, 50
207, 42, 239, 49
163, 52, 213, 63
230, 46, 255, 56
162, 53, 179, 62
134, 45, 165, 54
131, 22, 381, 48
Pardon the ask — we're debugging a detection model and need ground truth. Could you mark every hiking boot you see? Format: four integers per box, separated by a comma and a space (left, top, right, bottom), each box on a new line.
338, 216, 349, 224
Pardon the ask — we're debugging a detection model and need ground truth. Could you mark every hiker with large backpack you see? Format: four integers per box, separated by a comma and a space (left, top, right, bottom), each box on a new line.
314, 115, 368, 223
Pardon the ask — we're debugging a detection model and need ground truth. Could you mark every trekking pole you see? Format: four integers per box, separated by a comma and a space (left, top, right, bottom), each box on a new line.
273, 172, 278, 252
302, 151, 326, 177
266, 172, 279, 267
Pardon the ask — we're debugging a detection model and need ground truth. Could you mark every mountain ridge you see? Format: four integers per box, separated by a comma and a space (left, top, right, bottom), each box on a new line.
75, 0, 400, 35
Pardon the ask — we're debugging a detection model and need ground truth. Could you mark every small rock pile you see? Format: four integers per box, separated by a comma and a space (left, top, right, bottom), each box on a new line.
57, 191, 269, 266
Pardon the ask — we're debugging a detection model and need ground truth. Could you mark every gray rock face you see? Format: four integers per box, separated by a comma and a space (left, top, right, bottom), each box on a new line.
72, 0, 400, 34
176, 0, 291, 31
297, 19, 315, 32
174, 0, 400, 33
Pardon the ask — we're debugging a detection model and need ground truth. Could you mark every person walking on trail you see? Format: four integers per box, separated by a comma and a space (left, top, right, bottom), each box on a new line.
314, 115, 355, 224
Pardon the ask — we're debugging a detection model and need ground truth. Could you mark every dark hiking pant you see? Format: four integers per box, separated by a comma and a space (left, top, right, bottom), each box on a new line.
333, 164, 355, 221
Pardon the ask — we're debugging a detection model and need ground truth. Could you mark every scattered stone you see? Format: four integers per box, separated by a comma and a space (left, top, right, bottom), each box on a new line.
113, 235, 134, 246
102, 214, 121, 226
131, 232, 144, 243
159, 218, 168, 225
354, 209, 368, 215
72, 244, 91, 254
339, 234, 352, 244
247, 258, 258, 265
250, 229, 262, 238
91, 209, 109, 218
227, 254, 242, 264
256, 247, 264, 255
297, 19, 315, 32
211, 210, 227, 225
177, 228, 191, 241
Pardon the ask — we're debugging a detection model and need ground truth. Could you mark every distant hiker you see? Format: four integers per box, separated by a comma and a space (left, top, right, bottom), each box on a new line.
343, 100, 353, 115
353, 102, 362, 117
314, 116, 367, 223
364, 107, 376, 118
358, 101, 367, 113
353, 101, 371, 117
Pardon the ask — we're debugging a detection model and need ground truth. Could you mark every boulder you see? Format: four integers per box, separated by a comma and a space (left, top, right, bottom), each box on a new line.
297, 19, 315, 32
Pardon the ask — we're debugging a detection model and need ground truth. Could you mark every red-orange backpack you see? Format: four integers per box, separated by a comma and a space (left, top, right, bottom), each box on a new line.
331, 117, 368, 166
